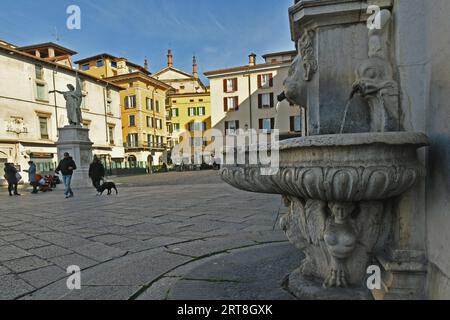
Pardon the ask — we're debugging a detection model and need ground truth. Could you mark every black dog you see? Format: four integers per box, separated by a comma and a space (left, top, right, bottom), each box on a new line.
97, 182, 118, 195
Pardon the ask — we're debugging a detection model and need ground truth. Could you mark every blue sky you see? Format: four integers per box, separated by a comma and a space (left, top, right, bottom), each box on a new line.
0, 0, 294, 83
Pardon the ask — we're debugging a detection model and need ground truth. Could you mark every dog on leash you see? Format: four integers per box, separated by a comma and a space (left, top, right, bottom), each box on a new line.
97, 182, 118, 195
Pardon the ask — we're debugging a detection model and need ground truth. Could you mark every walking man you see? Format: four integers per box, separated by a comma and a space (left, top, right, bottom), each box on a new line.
24, 161, 38, 194
55, 152, 77, 199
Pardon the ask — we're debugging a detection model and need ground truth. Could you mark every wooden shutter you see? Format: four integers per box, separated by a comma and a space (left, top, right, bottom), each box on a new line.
223, 79, 227, 93
270, 93, 274, 108
271, 118, 275, 129
269, 73, 273, 87
225, 121, 229, 131
125, 97, 129, 108
236, 120, 240, 130
259, 119, 263, 130
257, 75, 262, 88
233, 78, 238, 92
290, 116, 295, 132
224, 97, 228, 112
234, 97, 239, 111
258, 94, 262, 109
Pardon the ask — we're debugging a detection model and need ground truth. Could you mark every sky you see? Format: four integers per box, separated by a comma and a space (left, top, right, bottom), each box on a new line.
0, 0, 294, 83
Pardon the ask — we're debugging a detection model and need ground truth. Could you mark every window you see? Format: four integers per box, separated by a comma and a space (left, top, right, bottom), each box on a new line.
225, 120, 239, 135
258, 93, 274, 108
108, 125, 115, 145
39, 117, 49, 139
224, 97, 239, 112
197, 107, 206, 116
156, 119, 163, 129
81, 64, 90, 71
146, 116, 152, 128
35, 65, 44, 80
173, 123, 180, 131
156, 100, 160, 113
172, 108, 179, 117
259, 118, 275, 132
224, 78, 237, 93
106, 101, 112, 114
188, 107, 197, 117
96, 59, 104, 67
199, 99, 204, 102
129, 115, 136, 127
191, 137, 203, 147
146, 97, 153, 110
180, 86, 185, 90
290, 116, 302, 132
111, 61, 118, 68
36, 83, 47, 101
258, 73, 273, 88
190, 122, 206, 132
125, 95, 137, 108
127, 134, 138, 148
190, 99, 194, 102
81, 95, 88, 110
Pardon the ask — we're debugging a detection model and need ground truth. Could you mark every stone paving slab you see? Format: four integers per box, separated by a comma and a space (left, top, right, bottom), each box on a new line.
0, 171, 290, 300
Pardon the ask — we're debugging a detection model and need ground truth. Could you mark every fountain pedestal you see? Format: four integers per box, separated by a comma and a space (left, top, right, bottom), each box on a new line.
56, 125, 93, 188
221, 132, 429, 299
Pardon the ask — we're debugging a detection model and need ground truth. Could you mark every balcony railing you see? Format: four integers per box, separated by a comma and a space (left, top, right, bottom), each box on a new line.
124, 143, 167, 150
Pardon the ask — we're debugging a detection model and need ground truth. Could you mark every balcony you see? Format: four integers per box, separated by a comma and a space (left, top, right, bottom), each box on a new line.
123, 143, 167, 151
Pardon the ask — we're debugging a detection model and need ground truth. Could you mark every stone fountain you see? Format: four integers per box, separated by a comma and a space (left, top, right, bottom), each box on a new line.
220, 0, 430, 300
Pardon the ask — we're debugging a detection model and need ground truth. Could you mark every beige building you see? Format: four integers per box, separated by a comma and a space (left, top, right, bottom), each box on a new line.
0, 41, 125, 183
74, 53, 173, 167
205, 51, 305, 138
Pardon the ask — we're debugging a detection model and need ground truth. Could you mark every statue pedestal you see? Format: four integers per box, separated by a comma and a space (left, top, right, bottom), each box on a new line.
56, 125, 93, 188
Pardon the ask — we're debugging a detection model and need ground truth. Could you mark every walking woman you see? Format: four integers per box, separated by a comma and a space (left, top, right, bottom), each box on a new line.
88, 156, 105, 189
4, 163, 20, 196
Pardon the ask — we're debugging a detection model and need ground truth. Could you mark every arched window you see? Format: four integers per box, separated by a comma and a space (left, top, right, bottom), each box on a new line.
128, 155, 137, 168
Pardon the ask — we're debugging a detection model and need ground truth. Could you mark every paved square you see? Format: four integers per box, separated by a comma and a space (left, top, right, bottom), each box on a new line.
0, 171, 292, 300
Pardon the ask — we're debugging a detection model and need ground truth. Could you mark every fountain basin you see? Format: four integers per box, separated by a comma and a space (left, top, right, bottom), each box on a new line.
220, 132, 429, 203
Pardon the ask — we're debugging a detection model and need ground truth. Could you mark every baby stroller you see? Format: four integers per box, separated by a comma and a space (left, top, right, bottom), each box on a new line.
36, 174, 53, 193
45, 175, 58, 188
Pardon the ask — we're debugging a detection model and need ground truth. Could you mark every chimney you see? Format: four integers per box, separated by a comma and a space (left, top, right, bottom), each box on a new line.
248, 53, 257, 66
144, 57, 149, 71
192, 55, 198, 78
167, 49, 173, 67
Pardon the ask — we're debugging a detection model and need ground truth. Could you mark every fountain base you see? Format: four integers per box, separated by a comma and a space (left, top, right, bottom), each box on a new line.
284, 268, 372, 300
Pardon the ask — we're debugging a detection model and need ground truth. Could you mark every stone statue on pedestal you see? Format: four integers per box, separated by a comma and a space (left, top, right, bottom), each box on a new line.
50, 75, 83, 126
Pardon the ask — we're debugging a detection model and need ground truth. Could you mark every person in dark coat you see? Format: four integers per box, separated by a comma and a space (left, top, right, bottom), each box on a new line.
24, 161, 38, 194
88, 156, 105, 189
4, 163, 20, 196
55, 152, 77, 199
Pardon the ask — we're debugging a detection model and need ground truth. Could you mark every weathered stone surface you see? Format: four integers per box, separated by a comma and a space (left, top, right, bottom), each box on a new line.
0, 245, 32, 262
0, 275, 35, 300
19, 266, 66, 288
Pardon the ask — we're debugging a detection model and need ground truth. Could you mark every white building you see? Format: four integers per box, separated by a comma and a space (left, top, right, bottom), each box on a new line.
204, 51, 306, 138
0, 41, 125, 183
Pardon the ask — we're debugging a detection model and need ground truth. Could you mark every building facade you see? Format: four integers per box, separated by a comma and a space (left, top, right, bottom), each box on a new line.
0, 41, 124, 184
75, 54, 173, 167
205, 51, 306, 139
153, 50, 212, 163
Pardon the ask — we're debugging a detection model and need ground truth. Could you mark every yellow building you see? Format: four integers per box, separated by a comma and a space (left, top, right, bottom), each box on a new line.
75, 54, 173, 168
153, 50, 212, 163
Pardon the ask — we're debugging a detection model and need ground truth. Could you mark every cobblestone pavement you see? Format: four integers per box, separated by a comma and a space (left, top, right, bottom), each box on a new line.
0, 171, 295, 300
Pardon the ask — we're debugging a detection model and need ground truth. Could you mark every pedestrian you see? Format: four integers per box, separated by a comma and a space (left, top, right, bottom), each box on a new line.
24, 161, 38, 194
3, 163, 20, 196
55, 152, 77, 199
88, 156, 105, 189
